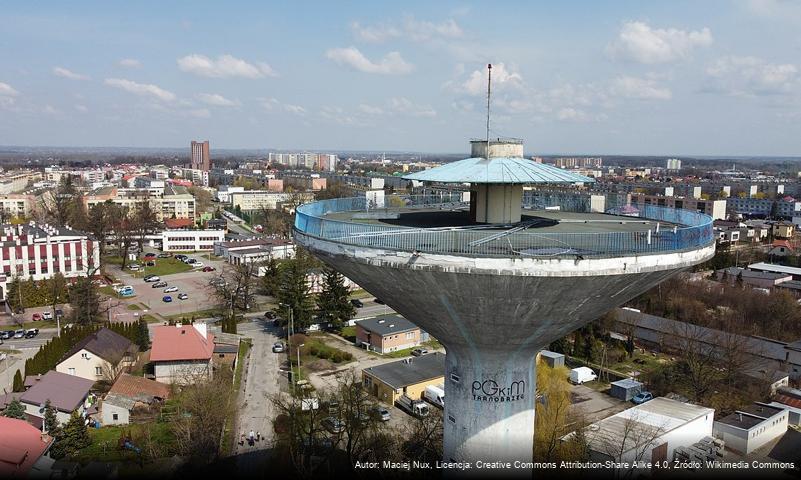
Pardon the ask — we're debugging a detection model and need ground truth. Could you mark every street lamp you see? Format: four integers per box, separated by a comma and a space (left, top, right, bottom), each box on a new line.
297, 343, 305, 388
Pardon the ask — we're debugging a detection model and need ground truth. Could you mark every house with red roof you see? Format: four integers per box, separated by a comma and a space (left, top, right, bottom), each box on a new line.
150, 323, 215, 384
769, 239, 794, 257
0, 417, 53, 478
164, 217, 193, 230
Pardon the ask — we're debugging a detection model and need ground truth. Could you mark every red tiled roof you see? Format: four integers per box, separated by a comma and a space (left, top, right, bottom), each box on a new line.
150, 325, 215, 362
0, 417, 52, 478
109, 374, 170, 400
772, 240, 794, 250
165, 218, 193, 229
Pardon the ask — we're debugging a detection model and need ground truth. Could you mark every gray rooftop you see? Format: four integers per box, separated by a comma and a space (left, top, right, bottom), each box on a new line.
403, 157, 594, 184
356, 315, 420, 336
716, 267, 791, 281
20, 371, 94, 413
611, 378, 644, 389
362, 352, 445, 390
61, 327, 134, 364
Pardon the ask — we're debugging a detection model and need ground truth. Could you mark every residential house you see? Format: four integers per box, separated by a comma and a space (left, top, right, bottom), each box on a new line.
55, 328, 137, 382
150, 323, 215, 384
101, 374, 171, 426
362, 352, 445, 404
355, 316, 422, 354
773, 221, 795, 239
768, 239, 794, 257
0, 417, 54, 478
713, 403, 788, 454
20, 371, 95, 427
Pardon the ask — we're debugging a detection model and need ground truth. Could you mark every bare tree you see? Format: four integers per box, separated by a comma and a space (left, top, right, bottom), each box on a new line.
209, 262, 261, 319
170, 368, 233, 461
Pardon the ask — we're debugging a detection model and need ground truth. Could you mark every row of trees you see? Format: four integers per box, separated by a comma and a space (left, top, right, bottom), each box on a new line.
6, 273, 69, 311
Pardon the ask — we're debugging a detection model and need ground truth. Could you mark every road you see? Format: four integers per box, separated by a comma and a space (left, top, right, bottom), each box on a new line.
230, 318, 283, 474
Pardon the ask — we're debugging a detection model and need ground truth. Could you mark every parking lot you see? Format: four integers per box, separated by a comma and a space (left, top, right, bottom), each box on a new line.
105, 249, 233, 321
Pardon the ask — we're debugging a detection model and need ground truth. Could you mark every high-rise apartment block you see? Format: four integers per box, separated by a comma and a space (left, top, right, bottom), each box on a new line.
191, 140, 211, 171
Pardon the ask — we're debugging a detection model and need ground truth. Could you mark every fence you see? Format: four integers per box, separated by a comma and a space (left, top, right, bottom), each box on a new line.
294, 193, 714, 258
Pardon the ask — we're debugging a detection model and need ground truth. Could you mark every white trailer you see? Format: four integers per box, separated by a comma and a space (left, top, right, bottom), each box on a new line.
569, 367, 598, 385
424, 385, 445, 408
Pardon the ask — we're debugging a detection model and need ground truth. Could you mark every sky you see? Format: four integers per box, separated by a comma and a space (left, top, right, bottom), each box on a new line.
1, 0, 801, 156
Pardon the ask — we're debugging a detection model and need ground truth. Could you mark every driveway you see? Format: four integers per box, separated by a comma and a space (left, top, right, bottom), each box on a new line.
569, 383, 629, 423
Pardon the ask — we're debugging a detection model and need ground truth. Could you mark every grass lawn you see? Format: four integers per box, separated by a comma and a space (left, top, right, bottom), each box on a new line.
126, 303, 142, 311
140, 314, 161, 323
339, 326, 356, 342
608, 350, 675, 377
72, 422, 176, 463
127, 258, 193, 277
349, 289, 373, 300
220, 339, 252, 456
166, 307, 223, 321
19, 320, 58, 329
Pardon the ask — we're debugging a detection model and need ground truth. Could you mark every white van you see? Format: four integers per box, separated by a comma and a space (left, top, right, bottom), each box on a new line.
424, 384, 445, 408
569, 367, 598, 385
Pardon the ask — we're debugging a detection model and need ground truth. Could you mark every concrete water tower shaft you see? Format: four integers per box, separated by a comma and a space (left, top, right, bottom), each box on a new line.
293, 137, 715, 470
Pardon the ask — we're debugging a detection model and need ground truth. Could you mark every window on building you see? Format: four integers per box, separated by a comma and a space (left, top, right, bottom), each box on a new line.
113, 413, 118, 420
95, 367, 102, 375
68, 368, 76, 375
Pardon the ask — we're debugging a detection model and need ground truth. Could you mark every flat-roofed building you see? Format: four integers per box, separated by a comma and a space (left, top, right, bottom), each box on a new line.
362, 352, 445, 404
713, 402, 788, 454
579, 397, 714, 464
162, 229, 225, 252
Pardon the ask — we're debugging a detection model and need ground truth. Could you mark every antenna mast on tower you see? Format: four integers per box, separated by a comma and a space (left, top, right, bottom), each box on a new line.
486, 63, 492, 146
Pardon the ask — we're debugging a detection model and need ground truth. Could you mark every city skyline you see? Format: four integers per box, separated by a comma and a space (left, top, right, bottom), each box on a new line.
1, 1, 801, 156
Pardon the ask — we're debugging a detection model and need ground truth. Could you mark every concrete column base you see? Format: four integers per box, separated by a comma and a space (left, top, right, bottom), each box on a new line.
443, 346, 538, 474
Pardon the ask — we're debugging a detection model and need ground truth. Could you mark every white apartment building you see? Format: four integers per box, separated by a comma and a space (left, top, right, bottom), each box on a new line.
216, 185, 245, 203
230, 191, 313, 211
161, 229, 226, 251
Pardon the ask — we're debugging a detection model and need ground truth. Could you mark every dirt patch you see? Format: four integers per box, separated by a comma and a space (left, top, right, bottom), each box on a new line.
305, 359, 335, 372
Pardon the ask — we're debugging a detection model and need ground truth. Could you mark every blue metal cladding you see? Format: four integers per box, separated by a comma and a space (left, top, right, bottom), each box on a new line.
293, 194, 714, 259
402, 157, 595, 184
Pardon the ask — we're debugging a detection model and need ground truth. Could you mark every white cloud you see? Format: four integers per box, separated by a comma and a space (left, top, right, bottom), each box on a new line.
455, 63, 524, 96
325, 47, 413, 75
197, 93, 239, 107
284, 104, 306, 115
42, 105, 60, 115
118, 58, 141, 68
0, 82, 19, 97
607, 21, 712, 64
358, 103, 384, 115
610, 75, 672, 100
75, 104, 88, 113
706, 56, 798, 95
387, 97, 436, 117
258, 97, 280, 111
104, 78, 176, 102
177, 54, 277, 78
556, 107, 608, 123
351, 15, 463, 43
53, 67, 90, 80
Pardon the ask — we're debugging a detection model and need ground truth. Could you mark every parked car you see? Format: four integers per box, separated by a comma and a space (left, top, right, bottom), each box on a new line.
42, 311, 53, 320
374, 405, 391, 422
374, 298, 385, 305
264, 311, 276, 320
162, 295, 173, 303
350, 299, 363, 308
0, 331, 14, 340
31, 313, 42, 321
177, 293, 188, 300
54, 308, 63, 318
157, 253, 172, 258
631, 392, 653, 405
411, 348, 429, 357
152, 281, 168, 288
163, 286, 178, 293
272, 342, 285, 353
322, 416, 345, 434
175, 254, 187, 261
128, 264, 140, 271
145, 261, 156, 267
185, 258, 197, 264
143, 275, 160, 282
13, 330, 25, 339
192, 262, 204, 268
144, 252, 157, 258
24, 329, 39, 338
201, 266, 216, 272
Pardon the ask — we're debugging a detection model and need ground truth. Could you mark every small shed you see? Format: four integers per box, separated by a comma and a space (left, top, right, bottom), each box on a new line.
609, 378, 643, 401
539, 350, 565, 368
